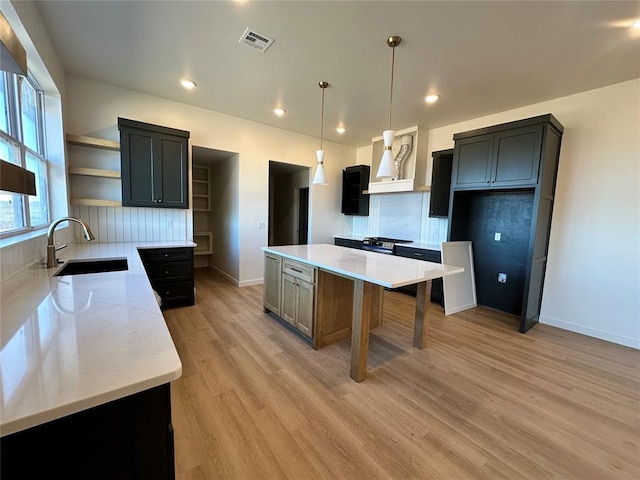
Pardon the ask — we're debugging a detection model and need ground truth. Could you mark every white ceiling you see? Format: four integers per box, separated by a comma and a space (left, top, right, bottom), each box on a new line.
35, 1, 640, 147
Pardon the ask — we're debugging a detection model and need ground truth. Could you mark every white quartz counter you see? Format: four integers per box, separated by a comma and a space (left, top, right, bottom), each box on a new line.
263, 244, 462, 288
0, 241, 192, 437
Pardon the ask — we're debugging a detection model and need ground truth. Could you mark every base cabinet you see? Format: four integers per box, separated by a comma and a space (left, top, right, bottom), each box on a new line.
281, 273, 314, 336
264, 256, 316, 339
263, 252, 382, 349
0, 384, 175, 480
263, 253, 282, 315
138, 247, 195, 308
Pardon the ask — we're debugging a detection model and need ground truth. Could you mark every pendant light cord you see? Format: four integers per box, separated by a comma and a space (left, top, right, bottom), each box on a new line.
320, 85, 325, 151
388, 43, 395, 131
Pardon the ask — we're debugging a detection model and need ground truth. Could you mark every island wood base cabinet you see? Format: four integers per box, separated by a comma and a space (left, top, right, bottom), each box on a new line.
263, 252, 382, 349
0, 384, 175, 479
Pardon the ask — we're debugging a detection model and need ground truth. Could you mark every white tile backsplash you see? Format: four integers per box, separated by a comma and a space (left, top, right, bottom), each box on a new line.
70, 206, 188, 244
0, 228, 74, 281
351, 191, 448, 247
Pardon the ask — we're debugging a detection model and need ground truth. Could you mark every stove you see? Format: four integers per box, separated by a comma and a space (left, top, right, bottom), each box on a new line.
362, 237, 413, 254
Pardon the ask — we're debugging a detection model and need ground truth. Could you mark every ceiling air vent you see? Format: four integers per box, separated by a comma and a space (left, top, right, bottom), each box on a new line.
238, 28, 274, 53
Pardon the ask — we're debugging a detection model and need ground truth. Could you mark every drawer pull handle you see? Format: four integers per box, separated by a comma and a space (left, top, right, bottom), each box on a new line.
291, 268, 303, 273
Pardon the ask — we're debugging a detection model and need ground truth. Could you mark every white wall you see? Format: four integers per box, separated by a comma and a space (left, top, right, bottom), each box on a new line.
382, 79, 639, 348
63, 75, 355, 285
210, 155, 240, 282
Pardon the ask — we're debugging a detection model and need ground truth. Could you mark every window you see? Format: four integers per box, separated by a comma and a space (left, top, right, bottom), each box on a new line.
0, 72, 49, 236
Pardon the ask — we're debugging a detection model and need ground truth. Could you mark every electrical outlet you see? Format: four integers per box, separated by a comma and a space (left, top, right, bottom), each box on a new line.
498, 272, 507, 283
258, 221, 265, 229
494, 232, 501, 241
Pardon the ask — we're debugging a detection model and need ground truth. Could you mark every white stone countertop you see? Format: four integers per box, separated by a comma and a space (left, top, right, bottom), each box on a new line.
263, 244, 463, 288
0, 241, 193, 437
333, 235, 442, 252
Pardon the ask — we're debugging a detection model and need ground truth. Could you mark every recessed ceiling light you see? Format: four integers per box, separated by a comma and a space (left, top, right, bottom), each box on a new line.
425, 94, 439, 104
273, 108, 286, 116
336, 127, 346, 134
633, 19, 640, 29
180, 79, 196, 89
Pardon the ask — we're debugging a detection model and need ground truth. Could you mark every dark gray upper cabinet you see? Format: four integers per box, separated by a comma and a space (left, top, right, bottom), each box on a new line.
342, 165, 370, 216
448, 114, 564, 334
118, 118, 190, 208
452, 123, 545, 189
428, 149, 453, 217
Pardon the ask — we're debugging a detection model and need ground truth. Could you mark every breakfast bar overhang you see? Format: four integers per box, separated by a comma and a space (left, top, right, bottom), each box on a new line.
262, 244, 464, 382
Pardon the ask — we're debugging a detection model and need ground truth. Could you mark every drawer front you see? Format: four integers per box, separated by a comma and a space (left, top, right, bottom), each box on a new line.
139, 247, 193, 264
283, 259, 316, 284
146, 262, 191, 281
395, 246, 441, 263
154, 280, 193, 302
334, 238, 363, 250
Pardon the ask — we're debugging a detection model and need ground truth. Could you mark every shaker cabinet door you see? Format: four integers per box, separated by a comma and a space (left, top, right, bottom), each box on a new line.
296, 280, 315, 337
119, 118, 189, 208
453, 135, 493, 188
491, 125, 542, 187
121, 128, 155, 206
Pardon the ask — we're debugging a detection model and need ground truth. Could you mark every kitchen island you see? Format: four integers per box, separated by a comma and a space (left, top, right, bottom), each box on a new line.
262, 244, 463, 382
0, 241, 190, 478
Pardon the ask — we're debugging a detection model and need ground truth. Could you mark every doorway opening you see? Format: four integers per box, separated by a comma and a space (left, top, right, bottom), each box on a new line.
268, 161, 310, 246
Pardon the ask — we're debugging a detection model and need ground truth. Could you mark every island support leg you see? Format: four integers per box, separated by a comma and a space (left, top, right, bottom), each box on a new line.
350, 279, 372, 382
413, 280, 432, 349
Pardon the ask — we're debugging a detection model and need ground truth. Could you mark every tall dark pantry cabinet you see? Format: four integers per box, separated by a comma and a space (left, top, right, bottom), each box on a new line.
447, 114, 563, 333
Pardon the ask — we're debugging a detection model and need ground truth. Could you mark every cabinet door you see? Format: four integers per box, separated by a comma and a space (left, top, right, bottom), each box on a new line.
156, 133, 189, 208
341, 165, 370, 216
296, 280, 314, 337
280, 273, 298, 326
119, 118, 189, 208
121, 128, 155, 206
491, 125, 542, 187
263, 254, 282, 315
452, 135, 493, 188
429, 149, 453, 217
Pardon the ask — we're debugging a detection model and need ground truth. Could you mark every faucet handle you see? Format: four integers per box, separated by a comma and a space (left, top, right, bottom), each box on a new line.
55, 244, 67, 252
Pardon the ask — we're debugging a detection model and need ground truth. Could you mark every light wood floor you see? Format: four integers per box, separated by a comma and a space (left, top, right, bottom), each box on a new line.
163, 268, 640, 480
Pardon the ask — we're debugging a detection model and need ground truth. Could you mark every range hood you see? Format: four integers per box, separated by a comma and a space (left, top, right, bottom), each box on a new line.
1, 11, 27, 76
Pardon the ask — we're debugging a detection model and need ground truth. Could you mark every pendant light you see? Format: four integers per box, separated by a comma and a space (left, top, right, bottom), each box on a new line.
312, 81, 329, 185
376, 35, 401, 179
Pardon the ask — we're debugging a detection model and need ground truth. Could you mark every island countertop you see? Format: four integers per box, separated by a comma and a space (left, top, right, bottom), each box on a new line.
262, 244, 463, 288
0, 241, 191, 437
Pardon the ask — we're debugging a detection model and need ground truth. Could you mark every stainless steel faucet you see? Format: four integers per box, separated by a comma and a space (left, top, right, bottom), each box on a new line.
46, 217, 96, 268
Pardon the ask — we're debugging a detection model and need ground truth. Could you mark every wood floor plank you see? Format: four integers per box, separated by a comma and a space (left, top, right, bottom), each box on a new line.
165, 267, 640, 479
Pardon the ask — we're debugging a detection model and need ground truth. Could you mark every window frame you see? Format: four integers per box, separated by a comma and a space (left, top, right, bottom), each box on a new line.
0, 71, 50, 237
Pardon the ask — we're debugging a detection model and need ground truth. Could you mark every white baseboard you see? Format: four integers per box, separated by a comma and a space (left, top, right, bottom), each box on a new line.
207, 265, 263, 288
540, 315, 640, 350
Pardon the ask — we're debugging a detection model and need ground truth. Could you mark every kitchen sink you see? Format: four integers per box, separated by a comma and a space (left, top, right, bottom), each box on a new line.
53, 257, 128, 276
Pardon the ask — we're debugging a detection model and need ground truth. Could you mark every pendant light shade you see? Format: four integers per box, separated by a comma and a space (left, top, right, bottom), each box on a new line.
376, 36, 401, 179
312, 150, 327, 184
313, 81, 329, 185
